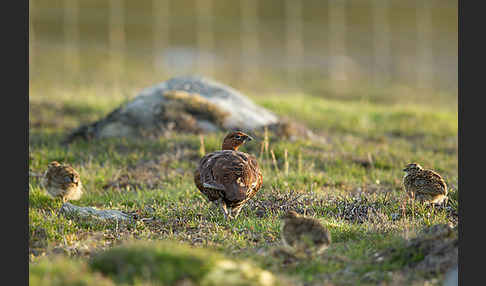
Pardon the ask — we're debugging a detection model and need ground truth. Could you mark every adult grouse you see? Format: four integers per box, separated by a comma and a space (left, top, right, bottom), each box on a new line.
194, 131, 262, 219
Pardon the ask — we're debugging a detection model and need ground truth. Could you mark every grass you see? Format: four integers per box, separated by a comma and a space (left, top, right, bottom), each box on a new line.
29, 77, 457, 285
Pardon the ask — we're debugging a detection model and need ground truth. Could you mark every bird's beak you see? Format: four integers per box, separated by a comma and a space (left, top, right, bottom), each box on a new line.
402, 168, 407, 171
245, 135, 254, 142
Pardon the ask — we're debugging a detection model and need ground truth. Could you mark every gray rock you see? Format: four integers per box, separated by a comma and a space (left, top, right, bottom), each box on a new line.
60, 202, 131, 222
64, 76, 279, 143
140, 75, 279, 128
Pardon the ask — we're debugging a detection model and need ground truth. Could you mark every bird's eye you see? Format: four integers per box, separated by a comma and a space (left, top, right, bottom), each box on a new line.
234, 135, 241, 139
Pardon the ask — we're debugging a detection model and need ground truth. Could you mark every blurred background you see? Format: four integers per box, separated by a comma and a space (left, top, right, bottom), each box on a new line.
29, 0, 457, 104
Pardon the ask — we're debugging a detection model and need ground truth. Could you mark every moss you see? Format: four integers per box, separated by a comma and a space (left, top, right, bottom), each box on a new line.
88, 240, 282, 286
89, 241, 221, 285
30, 256, 116, 286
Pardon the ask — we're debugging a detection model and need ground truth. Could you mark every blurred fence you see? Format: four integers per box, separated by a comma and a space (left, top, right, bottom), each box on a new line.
29, 0, 457, 95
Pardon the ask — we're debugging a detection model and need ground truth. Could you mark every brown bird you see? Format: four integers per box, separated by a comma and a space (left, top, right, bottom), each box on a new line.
43, 161, 83, 203
194, 131, 262, 219
403, 163, 448, 204
280, 210, 331, 257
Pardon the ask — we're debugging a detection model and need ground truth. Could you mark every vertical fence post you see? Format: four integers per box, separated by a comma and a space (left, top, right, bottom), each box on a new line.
285, 0, 303, 91
240, 0, 259, 88
109, 0, 125, 96
416, 0, 434, 91
372, 0, 391, 88
328, 0, 347, 94
64, 0, 80, 78
153, 0, 169, 76
196, 0, 214, 77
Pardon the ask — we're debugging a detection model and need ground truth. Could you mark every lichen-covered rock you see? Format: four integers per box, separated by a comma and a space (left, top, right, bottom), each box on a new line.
60, 203, 131, 222
64, 76, 280, 143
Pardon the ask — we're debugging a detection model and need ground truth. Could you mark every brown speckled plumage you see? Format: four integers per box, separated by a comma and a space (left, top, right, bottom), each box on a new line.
280, 210, 331, 256
194, 131, 262, 219
43, 161, 83, 202
403, 163, 448, 204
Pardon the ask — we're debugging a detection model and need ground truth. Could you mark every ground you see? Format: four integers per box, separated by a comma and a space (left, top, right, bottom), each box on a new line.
29, 79, 458, 286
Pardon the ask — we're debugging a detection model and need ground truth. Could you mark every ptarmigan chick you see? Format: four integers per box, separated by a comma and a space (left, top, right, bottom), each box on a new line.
194, 131, 262, 220
43, 161, 83, 202
280, 210, 331, 257
403, 163, 448, 204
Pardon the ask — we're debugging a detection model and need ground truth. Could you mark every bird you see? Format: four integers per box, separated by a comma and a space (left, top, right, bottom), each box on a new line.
43, 161, 83, 203
280, 210, 331, 257
194, 131, 262, 220
402, 163, 448, 204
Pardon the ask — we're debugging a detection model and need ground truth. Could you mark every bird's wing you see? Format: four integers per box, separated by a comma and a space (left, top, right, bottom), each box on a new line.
414, 170, 447, 195
62, 166, 80, 184
194, 164, 220, 202
198, 150, 261, 203
244, 153, 263, 199
427, 170, 447, 193
198, 151, 227, 191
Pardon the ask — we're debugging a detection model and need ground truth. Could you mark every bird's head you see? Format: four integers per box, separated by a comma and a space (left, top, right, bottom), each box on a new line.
403, 163, 423, 174
221, 131, 254, 151
48, 161, 61, 169
281, 210, 300, 221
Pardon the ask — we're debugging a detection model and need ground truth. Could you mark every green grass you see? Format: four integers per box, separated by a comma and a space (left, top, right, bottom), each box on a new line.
29, 80, 457, 285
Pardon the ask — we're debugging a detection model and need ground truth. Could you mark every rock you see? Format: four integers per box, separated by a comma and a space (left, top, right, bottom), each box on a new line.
60, 203, 131, 222
64, 76, 280, 143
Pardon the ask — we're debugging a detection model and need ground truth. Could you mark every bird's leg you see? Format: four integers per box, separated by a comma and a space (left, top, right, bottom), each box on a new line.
219, 199, 230, 220
227, 208, 236, 220
231, 205, 243, 219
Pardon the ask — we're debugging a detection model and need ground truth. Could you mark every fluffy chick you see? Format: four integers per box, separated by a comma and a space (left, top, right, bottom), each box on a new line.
403, 163, 448, 204
280, 210, 331, 257
43, 161, 83, 202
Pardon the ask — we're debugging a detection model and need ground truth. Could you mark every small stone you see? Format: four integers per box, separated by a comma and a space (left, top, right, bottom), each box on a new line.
60, 203, 131, 222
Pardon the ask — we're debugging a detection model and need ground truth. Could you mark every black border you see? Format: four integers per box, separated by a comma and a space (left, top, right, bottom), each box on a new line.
459, 0, 477, 285
7, 0, 29, 285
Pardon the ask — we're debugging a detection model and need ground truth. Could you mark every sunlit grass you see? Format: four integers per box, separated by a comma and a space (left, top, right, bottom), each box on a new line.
29, 76, 457, 285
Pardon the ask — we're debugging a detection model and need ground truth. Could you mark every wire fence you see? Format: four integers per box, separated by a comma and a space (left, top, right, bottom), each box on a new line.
29, 0, 457, 96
